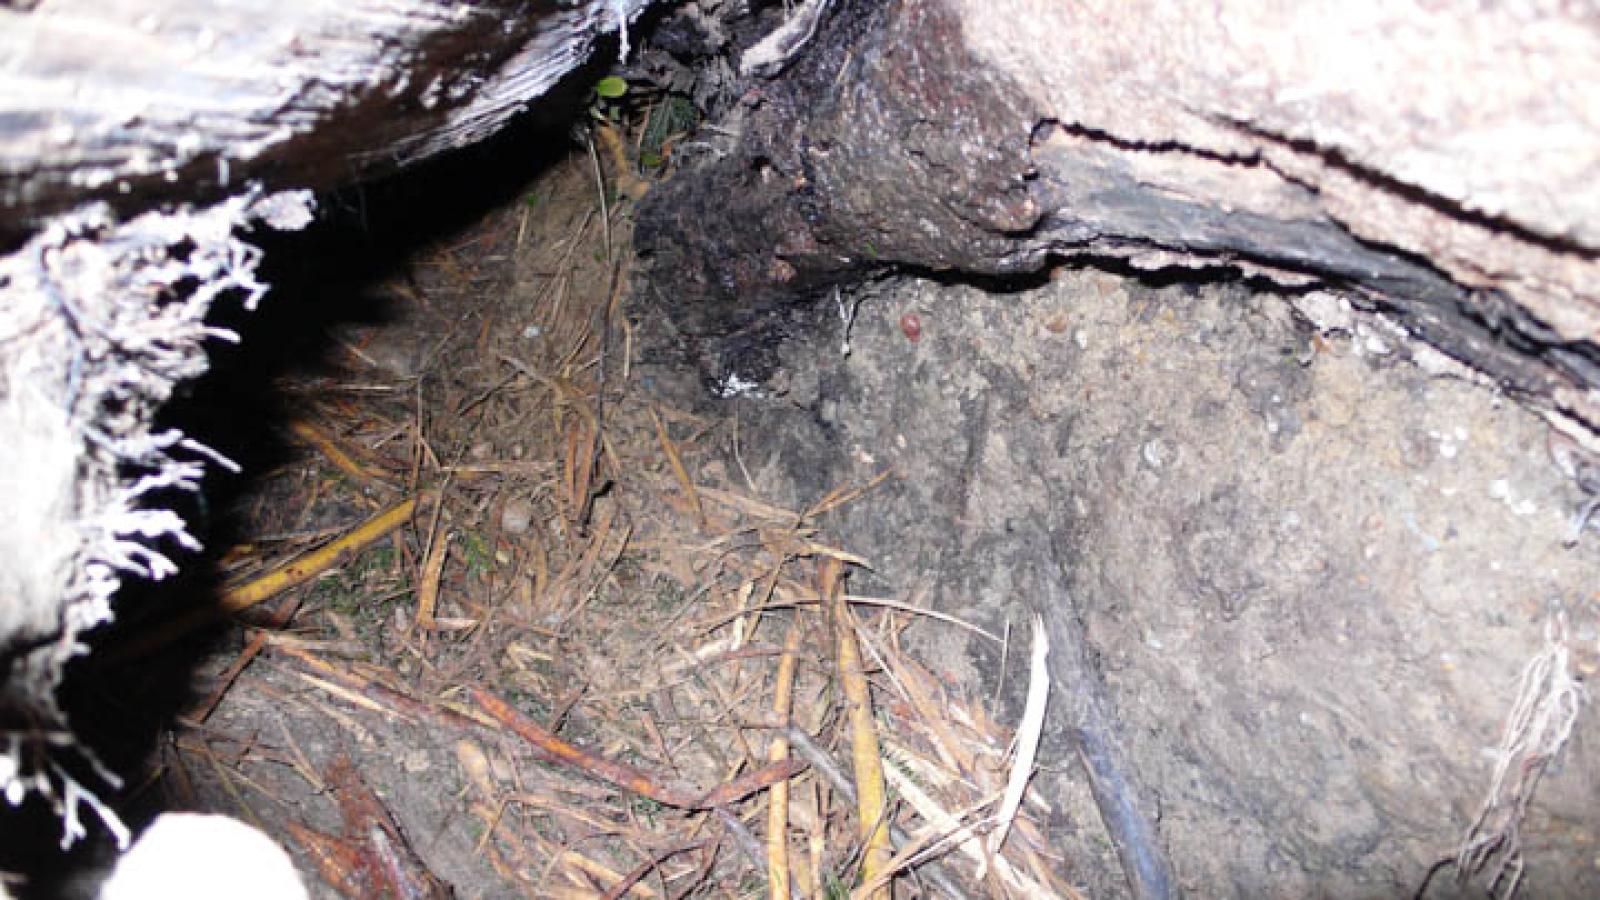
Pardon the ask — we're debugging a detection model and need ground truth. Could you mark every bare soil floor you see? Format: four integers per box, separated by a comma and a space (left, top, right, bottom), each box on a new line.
705, 266, 1600, 897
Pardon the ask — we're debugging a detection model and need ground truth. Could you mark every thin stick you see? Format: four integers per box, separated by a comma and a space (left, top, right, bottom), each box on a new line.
784, 726, 972, 900
102, 494, 423, 664
651, 405, 707, 530
585, 130, 613, 265
600, 841, 707, 900
411, 530, 452, 633
823, 559, 892, 898
286, 418, 394, 486
184, 592, 302, 723
222, 494, 422, 615
766, 617, 804, 898
472, 687, 805, 810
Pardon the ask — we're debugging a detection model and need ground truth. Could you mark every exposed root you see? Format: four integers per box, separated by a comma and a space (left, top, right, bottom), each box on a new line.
1452, 615, 1587, 898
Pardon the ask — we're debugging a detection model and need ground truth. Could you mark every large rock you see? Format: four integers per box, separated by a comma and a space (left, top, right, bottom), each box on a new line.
634, 0, 1600, 894
691, 264, 1600, 897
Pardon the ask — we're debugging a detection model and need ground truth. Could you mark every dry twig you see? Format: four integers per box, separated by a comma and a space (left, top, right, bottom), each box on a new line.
823, 558, 893, 898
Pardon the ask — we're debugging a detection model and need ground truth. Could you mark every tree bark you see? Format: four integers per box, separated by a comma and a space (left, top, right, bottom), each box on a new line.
637, 0, 1600, 440
0, 0, 650, 240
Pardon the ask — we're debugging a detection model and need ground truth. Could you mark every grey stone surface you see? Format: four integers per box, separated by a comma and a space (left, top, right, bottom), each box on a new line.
698, 266, 1600, 896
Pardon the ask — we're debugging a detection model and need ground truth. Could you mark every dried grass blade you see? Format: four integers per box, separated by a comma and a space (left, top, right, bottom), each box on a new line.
986, 615, 1051, 867
650, 405, 707, 530
767, 618, 804, 899
413, 530, 451, 632
823, 559, 892, 898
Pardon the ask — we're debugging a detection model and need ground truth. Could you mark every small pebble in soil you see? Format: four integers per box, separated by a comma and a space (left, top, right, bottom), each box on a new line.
501, 497, 535, 534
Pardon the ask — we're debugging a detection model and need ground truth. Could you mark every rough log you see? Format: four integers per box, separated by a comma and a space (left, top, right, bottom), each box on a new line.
0, 0, 650, 239
636, 0, 1600, 442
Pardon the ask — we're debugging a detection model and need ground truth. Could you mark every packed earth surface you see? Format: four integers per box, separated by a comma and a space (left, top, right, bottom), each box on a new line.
686, 266, 1600, 896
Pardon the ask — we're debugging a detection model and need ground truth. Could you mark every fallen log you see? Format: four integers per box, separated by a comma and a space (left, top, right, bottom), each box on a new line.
1, 0, 652, 237
637, 0, 1600, 441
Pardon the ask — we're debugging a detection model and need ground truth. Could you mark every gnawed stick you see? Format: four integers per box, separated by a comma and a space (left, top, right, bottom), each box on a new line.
783, 725, 971, 900
766, 617, 804, 898
102, 493, 424, 665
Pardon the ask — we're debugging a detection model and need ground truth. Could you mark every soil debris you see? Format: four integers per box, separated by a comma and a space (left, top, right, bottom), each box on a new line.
82, 139, 1076, 899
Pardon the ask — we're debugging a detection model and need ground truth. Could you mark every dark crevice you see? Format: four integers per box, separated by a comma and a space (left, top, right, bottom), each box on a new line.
0, 114, 582, 900
1220, 115, 1600, 259
1036, 117, 1263, 167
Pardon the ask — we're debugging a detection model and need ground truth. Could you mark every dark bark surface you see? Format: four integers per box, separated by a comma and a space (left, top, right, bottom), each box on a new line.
638, 0, 1040, 334
635, 0, 1595, 426
0, 0, 648, 242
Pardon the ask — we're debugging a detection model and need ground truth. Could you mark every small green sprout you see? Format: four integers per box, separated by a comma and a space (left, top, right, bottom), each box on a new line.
589, 76, 630, 124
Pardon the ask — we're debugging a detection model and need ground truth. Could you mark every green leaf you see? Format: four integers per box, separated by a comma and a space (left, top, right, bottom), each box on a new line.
595, 76, 628, 99
639, 151, 663, 169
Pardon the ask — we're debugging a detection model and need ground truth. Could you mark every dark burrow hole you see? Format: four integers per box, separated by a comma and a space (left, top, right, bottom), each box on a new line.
7, 115, 582, 899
